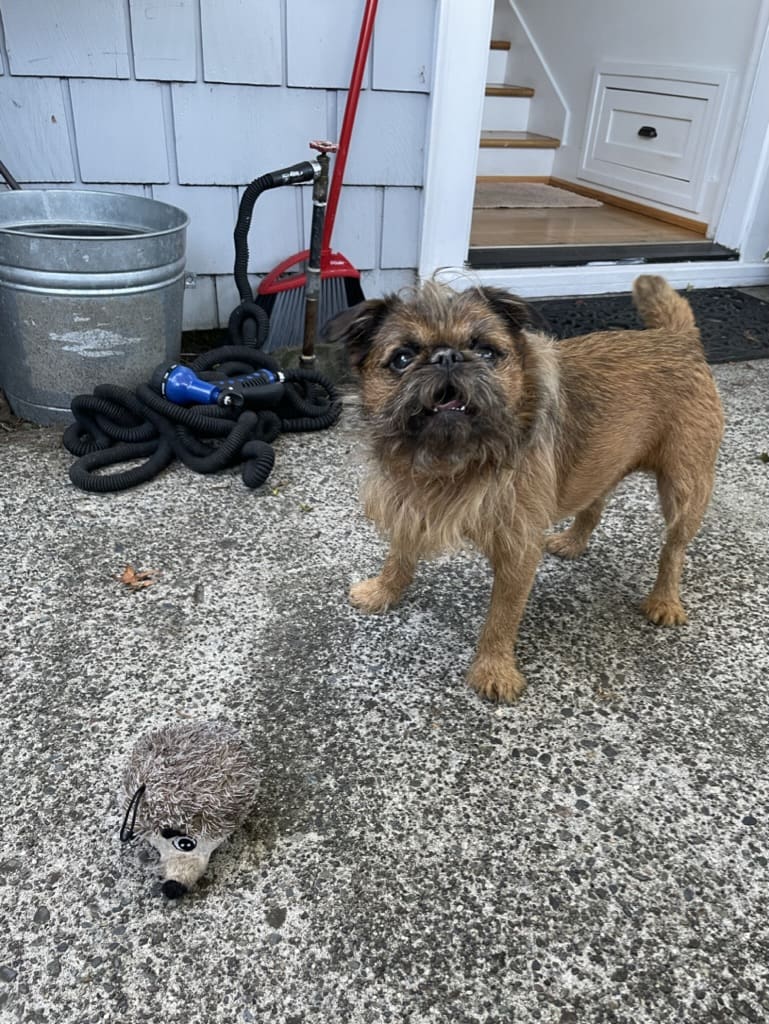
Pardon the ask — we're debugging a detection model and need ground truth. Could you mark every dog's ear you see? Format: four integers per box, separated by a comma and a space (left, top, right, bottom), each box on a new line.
325, 296, 398, 369
476, 287, 531, 336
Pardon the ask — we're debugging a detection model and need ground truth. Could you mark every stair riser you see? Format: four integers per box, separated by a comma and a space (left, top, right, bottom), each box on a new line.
476, 148, 555, 177
487, 49, 508, 81
481, 95, 531, 132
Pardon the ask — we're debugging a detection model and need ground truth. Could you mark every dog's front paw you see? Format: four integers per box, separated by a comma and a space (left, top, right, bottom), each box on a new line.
545, 530, 588, 560
641, 594, 688, 626
467, 655, 527, 704
349, 577, 399, 614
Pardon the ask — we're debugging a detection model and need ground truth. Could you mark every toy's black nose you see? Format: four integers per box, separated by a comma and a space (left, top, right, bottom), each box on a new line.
162, 879, 189, 899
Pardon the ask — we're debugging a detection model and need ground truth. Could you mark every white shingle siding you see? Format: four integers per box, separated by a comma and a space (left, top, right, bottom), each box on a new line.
3, 1, 131, 79
70, 79, 170, 184
361, 268, 418, 298
381, 188, 422, 269
372, 0, 435, 92
286, 0, 371, 89
172, 84, 328, 185
0, 78, 74, 181
338, 91, 429, 186
181, 275, 218, 332
153, 185, 239, 274
0, 0, 435, 330
129, 0, 197, 83
200, 0, 283, 86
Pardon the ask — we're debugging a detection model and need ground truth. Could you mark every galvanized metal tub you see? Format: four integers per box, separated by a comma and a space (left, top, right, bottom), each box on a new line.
0, 189, 189, 425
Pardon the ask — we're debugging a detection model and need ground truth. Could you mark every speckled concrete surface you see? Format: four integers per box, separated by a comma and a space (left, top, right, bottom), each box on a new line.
1, 362, 768, 1024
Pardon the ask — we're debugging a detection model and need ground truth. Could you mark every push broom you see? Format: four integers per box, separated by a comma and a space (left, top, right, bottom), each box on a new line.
256, 0, 379, 351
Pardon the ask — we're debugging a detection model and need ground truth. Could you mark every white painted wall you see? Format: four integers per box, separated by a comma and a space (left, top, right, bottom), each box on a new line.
0, 0, 436, 330
490, 0, 567, 142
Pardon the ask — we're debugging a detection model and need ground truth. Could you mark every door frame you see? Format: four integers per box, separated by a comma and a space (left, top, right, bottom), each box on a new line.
419, 0, 769, 296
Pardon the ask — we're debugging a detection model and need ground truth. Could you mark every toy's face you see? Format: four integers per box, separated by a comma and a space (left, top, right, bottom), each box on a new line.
147, 827, 224, 898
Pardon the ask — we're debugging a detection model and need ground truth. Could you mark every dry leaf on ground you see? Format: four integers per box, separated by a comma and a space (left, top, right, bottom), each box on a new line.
118, 565, 159, 590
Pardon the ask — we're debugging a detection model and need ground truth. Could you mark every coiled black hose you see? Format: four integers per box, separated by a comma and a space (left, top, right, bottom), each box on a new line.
63, 345, 341, 493
227, 300, 270, 348
229, 159, 319, 348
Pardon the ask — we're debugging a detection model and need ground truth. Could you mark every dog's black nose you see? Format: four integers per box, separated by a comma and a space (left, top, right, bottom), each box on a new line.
430, 347, 463, 366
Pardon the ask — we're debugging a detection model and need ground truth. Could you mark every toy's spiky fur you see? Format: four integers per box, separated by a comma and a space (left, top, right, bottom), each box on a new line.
123, 720, 258, 838
121, 720, 258, 894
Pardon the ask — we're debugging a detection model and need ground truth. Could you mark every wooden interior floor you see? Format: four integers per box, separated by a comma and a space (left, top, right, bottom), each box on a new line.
470, 203, 706, 248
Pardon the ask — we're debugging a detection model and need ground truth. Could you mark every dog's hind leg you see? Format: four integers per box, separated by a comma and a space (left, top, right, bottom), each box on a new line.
545, 496, 607, 559
642, 469, 714, 626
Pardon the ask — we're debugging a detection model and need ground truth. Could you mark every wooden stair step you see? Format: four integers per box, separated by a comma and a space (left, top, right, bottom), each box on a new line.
485, 84, 535, 98
490, 39, 511, 50
480, 131, 560, 150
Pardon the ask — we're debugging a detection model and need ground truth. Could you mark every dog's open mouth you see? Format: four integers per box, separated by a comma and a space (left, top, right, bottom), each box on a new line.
427, 385, 470, 416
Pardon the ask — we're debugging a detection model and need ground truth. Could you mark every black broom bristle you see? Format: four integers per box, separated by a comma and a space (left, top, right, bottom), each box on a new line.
260, 275, 365, 353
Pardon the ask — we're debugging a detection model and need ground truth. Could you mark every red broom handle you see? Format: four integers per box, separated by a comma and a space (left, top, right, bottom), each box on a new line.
322, 0, 379, 249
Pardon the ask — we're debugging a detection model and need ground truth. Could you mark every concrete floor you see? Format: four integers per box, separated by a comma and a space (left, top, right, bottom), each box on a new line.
739, 285, 769, 302
1, 359, 768, 1024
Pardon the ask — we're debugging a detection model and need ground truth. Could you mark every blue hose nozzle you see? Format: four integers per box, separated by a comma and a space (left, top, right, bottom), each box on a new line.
152, 363, 284, 409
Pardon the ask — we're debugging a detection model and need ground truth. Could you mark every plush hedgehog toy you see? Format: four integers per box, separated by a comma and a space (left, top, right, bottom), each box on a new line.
119, 720, 259, 898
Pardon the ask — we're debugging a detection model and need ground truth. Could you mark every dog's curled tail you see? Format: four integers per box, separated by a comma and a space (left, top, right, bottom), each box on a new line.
632, 274, 697, 334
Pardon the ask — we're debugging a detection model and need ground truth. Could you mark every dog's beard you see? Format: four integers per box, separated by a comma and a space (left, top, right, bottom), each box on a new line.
369, 362, 522, 475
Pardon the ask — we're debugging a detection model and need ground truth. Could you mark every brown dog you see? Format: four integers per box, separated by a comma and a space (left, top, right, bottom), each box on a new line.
329, 275, 724, 703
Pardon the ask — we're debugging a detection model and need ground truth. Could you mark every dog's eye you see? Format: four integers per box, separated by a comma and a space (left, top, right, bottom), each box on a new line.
469, 338, 500, 361
474, 345, 498, 361
388, 349, 415, 372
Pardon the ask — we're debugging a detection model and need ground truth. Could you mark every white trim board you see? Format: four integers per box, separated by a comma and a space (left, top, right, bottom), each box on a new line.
435, 260, 769, 298
714, 10, 769, 254
419, 0, 493, 281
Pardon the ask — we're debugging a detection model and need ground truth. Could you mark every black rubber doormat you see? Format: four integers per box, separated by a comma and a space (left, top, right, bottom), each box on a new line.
529, 287, 769, 363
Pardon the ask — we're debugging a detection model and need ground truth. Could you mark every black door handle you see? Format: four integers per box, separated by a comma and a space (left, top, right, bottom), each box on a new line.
638, 125, 658, 139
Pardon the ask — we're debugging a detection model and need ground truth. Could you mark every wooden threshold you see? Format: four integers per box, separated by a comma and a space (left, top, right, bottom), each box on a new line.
476, 175, 551, 183
480, 131, 560, 149
490, 39, 511, 50
550, 177, 707, 235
